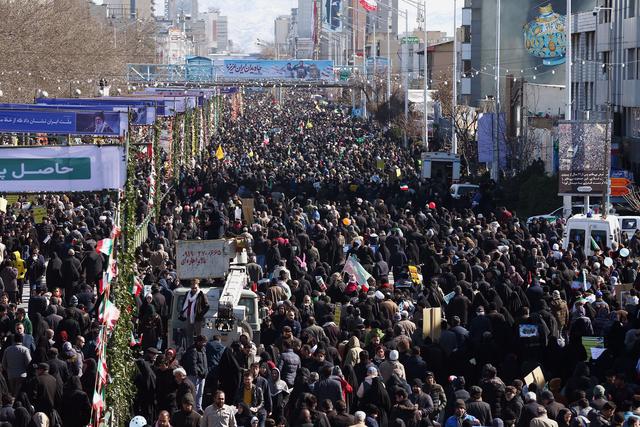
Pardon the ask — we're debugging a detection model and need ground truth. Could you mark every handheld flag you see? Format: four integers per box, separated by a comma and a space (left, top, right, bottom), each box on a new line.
131, 276, 143, 297
215, 145, 225, 160
95, 238, 113, 256
343, 255, 372, 291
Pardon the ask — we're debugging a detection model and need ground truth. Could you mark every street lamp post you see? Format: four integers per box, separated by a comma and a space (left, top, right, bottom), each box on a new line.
423, 0, 428, 150
452, 0, 457, 155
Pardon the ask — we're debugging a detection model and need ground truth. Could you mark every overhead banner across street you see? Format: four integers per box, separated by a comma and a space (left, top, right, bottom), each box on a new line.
223, 60, 335, 81
0, 145, 126, 193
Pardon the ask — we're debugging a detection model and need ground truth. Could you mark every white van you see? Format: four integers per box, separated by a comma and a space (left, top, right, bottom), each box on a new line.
618, 216, 640, 239
450, 183, 479, 200
168, 287, 260, 355
562, 214, 621, 256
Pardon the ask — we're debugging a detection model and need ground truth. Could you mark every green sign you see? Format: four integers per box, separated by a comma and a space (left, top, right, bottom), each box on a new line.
339, 69, 351, 81
0, 158, 91, 181
401, 36, 420, 44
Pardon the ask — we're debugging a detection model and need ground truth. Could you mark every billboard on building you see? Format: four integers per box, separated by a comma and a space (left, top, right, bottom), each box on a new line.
558, 120, 612, 195
223, 60, 335, 81
322, 0, 343, 32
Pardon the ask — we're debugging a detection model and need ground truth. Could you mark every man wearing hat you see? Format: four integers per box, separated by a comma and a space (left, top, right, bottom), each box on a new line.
410, 378, 435, 419
550, 290, 569, 333
424, 371, 447, 422
466, 386, 493, 426
172, 393, 202, 427
379, 349, 406, 382
444, 400, 480, 427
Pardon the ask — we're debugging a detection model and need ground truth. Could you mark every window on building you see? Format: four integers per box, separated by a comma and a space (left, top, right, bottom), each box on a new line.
572, 34, 580, 62
586, 32, 595, 61
584, 82, 593, 110
627, 48, 637, 79
603, 51, 611, 79
602, 0, 612, 22
626, 0, 636, 18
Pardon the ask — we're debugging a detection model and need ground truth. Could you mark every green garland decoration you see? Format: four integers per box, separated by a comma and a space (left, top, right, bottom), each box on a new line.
153, 120, 162, 219
105, 139, 137, 424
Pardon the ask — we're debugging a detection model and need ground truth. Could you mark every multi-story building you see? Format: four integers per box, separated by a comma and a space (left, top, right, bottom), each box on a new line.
102, 0, 154, 20
156, 26, 194, 64
165, 0, 198, 21
275, 15, 291, 58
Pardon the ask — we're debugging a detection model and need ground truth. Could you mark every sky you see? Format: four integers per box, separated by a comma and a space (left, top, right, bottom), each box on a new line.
154, 0, 461, 52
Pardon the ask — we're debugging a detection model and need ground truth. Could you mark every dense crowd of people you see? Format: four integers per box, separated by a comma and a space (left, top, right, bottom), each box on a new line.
0, 90, 639, 427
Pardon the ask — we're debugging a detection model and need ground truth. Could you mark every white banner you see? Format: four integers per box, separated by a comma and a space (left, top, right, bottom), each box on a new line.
0, 145, 126, 193
176, 239, 234, 280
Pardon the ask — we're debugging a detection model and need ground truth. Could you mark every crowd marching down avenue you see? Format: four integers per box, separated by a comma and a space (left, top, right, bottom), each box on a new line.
0, 88, 639, 427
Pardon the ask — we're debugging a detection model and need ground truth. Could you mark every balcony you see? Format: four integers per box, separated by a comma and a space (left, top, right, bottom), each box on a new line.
623, 17, 639, 48
622, 80, 640, 107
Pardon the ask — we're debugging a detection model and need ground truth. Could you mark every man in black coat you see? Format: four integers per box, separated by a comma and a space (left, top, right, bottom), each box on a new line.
81, 244, 103, 288
314, 365, 342, 404
466, 386, 493, 426
60, 249, 81, 305
32, 363, 61, 421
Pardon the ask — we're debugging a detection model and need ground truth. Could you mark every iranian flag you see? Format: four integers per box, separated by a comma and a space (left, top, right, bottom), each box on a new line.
97, 356, 108, 385
98, 298, 120, 330
92, 388, 105, 419
343, 255, 372, 292
96, 238, 113, 256
110, 225, 121, 240
131, 276, 143, 297
98, 272, 110, 295
130, 332, 143, 347
359, 0, 378, 11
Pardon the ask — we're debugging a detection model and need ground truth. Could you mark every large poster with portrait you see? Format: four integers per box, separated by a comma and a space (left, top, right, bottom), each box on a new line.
558, 120, 612, 195
0, 109, 127, 136
223, 60, 335, 81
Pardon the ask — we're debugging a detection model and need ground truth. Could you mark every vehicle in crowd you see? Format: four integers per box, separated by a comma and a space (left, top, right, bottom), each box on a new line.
168, 247, 260, 354
562, 214, 621, 256
421, 152, 462, 183
526, 202, 613, 225
618, 215, 640, 238
449, 183, 479, 200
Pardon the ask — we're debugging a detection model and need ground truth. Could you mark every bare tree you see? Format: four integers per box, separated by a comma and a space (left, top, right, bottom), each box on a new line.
0, 0, 156, 102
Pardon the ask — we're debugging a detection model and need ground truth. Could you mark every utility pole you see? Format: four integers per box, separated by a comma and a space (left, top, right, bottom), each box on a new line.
491, 0, 501, 181
423, 0, 429, 150
451, 0, 458, 155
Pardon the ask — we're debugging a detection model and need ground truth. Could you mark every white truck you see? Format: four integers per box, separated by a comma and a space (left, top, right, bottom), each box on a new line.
562, 214, 621, 256
168, 240, 261, 353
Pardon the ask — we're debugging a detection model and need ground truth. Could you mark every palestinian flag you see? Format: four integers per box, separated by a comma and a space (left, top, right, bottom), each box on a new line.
359, 0, 378, 11
131, 276, 143, 297
96, 238, 113, 256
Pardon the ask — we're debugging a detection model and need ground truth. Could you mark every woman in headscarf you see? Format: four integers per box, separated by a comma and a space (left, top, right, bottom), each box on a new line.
268, 368, 290, 421
359, 374, 391, 427
60, 376, 91, 427
139, 294, 163, 351
235, 402, 253, 427
80, 359, 97, 396
12, 407, 30, 427
165, 348, 179, 369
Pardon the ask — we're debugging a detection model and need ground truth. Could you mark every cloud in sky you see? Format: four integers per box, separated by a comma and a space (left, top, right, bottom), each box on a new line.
153, 0, 459, 52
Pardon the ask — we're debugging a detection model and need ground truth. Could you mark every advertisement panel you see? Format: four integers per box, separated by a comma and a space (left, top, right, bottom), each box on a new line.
477, 113, 507, 167
223, 60, 335, 81
176, 239, 234, 280
0, 103, 155, 126
35, 96, 196, 116
558, 120, 612, 195
0, 145, 126, 193
0, 110, 127, 136
322, 0, 343, 32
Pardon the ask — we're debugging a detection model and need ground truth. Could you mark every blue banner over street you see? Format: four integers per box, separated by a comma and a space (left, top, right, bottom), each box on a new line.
0, 109, 127, 136
223, 60, 335, 81
0, 103, 155, 126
